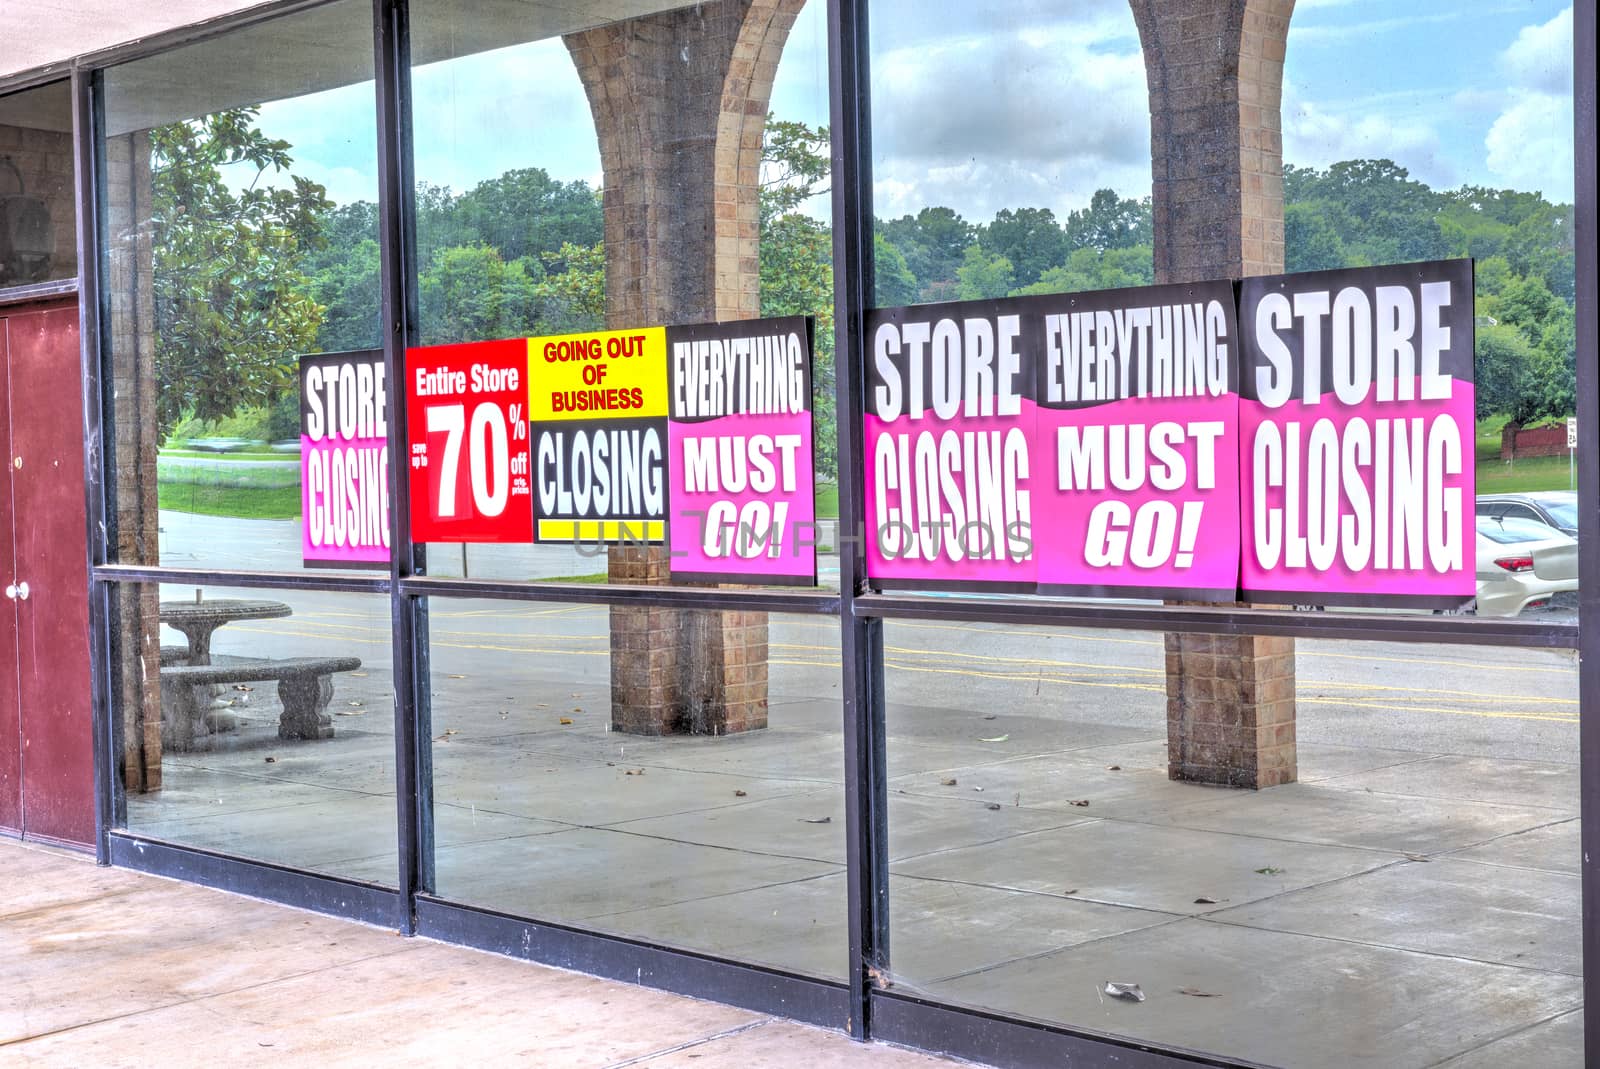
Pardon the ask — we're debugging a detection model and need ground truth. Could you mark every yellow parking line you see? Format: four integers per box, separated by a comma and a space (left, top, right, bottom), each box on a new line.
1298, 696, 1577, 724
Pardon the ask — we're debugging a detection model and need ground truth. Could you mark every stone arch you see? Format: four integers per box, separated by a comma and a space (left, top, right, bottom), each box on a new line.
1129, 0, 1298, 789
565, 0, 806, 328
1128, 0, 1295, 283
564, 0, 807, 737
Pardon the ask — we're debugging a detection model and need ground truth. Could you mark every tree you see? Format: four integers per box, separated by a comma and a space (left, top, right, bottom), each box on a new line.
757, 118, 838, 478
533, 241, 606, 334
458, 168, 603, 264
982, 207, 1069, 287
1011, 245, 1154, 297
955, 245, 1014, 300
878, 206, 975, 294
149, 107, 330, 436
417, 244, 542, 346
873, 233, 919, 307
307, 237, 381, 353
1283, 202, 1346, 273
760, 116, 830, 220
1064, 189, 1151, 253
1474, 324, 1538, 424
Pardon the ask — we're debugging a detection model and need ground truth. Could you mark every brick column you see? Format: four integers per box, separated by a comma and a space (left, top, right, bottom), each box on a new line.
104, 130, 164, 790
566, 0, 801, 736
1130, 0, 1298, 788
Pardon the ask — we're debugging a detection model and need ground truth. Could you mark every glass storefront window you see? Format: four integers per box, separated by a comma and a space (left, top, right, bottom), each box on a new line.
427, 598, 845, 979
882, 622, 1581, 1064
65, 0, 1589, 1064
0, 81, 76, 289
118, 583, 396, 884
408, 0, 839, 589
99, 0, 381, 574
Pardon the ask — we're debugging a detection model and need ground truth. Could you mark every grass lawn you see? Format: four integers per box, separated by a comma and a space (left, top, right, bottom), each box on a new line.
159, 449, 294, 461
1475, 454, 1577, 494
815, 481, 838, 519
1474, 413, 1577, 493
158, 482, 302, 520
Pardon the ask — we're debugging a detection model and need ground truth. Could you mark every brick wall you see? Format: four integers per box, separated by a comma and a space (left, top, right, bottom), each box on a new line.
1500, 422, 1571, 460
0, 123, 77, 284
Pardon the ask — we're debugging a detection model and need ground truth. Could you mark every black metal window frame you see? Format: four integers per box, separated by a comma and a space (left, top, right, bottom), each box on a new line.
0, 0, 1586, 1064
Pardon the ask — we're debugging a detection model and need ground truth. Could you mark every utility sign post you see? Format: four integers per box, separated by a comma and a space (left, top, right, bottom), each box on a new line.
1569, 416, 1577, 491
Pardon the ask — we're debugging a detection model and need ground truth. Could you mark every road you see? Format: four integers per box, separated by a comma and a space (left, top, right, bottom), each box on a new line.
173, 578, 1581, 768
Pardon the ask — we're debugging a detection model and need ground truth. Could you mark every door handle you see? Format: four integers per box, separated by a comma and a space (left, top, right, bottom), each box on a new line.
14, 581, 26, 601
3, 583, 11, 600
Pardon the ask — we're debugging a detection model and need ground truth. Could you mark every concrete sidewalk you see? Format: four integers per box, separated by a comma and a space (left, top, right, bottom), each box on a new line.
0, 840, 967, 1068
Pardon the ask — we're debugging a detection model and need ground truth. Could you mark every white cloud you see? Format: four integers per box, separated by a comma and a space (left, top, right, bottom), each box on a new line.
1485, 92, 1573, 198
868, 14, 1151, 221
1500, 5, 1572, 95
1281, 85, 1455, 187
1483, 5, 1573, 199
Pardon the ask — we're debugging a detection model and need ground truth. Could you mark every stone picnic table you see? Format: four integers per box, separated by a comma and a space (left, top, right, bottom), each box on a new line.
159, 597, 292, 665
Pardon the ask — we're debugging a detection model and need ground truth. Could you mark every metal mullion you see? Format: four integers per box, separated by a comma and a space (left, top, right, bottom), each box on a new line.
856, 594, 1581, 649
0, 279, 79, 307
374, 0, 429, 932
92, 564, 391, 596
399, 575, 840, 615
72, 66, 115, 863
1572, 0, 1598, 1055
827, 0, 887, 1041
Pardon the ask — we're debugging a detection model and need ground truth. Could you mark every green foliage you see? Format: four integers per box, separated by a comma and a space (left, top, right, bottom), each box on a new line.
533, 241, 606, 334
305, 168, 605, 352
306, 237, 382, 353
760, 117, 830, 221
878, 207, 977, 297
757, 118, 837, 479
875, 189, 1153, 306
1474, 325, 1538, 423
955, 245, 1015, 300
982, 207, 1069, 287
1011, 246, 1154, 297
455, 168, 604, 263
418, 244, 543, 345
149, 107, 331, 435
1285, 158, 1575, 427
872, 233, 919, 307
1063, 189, 1152, 253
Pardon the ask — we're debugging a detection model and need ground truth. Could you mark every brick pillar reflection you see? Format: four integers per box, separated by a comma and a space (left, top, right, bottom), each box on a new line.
1131, 0, 1297, 788
104, 131, 163, 790
567, 0, 802, 735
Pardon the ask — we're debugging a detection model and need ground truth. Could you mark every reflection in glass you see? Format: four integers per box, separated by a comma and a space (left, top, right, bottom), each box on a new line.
426, 598, 844, 979
408, 0, 839, 587
0, 81, 76, 288
99, 0, 381, 573
882, 622, 1581, 1066
121, 584, 396, 884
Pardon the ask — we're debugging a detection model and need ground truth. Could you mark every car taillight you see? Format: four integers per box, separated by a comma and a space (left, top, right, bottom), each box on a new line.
1495, 556, 1535, 573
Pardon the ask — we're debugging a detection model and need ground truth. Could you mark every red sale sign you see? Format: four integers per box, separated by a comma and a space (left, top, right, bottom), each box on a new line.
406, 339, 532, 543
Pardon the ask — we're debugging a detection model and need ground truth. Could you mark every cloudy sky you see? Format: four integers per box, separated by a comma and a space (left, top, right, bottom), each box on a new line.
251, 0, 1574, 225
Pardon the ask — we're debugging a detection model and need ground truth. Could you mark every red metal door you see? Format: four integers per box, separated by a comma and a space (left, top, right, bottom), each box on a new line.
5, 299, 93, 846
0, 316, 20, 835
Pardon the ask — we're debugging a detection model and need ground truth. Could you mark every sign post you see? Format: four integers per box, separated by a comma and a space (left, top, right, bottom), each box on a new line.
1569, 416, 1577, 491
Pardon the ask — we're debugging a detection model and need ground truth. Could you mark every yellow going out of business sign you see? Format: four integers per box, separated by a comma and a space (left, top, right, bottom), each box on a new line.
526, 327, 668, 421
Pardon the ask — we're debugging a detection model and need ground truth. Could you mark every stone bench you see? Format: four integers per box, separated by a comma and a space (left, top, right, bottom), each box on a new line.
159, 656, 362, 751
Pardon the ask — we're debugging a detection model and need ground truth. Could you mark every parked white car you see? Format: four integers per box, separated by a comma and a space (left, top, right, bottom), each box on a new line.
1474, 514, 1579, 617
